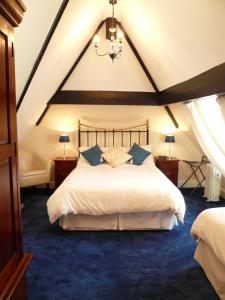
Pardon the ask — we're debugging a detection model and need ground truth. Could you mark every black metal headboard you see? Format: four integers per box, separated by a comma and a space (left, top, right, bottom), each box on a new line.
78, 120, 149, 147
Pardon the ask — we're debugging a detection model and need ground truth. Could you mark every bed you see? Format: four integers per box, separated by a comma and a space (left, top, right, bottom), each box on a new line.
47, 121, 185, 231
191, 208, 225, 299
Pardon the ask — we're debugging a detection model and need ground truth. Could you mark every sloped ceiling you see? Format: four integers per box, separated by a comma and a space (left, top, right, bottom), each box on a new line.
62, 23, 154, 92
16, 0, 225, 133
120, 0, 225, 90
15, 0, 62, 100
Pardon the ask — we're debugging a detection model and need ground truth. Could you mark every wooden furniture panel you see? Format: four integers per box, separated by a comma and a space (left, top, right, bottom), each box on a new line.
0, 32, 9, 145
11, 275, 27, 300
0, 2, 32, 300
156, 158, 179, 186
54, 157, 77, 188
0, 159, 16, 272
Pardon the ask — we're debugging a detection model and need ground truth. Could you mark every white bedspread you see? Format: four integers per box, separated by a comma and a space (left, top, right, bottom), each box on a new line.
47, 164, 185, 224
191, 208, 225, 266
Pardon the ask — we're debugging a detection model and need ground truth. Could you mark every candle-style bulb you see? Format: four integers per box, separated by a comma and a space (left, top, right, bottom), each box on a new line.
93, 35, 99, 47
117, 30, 124, 41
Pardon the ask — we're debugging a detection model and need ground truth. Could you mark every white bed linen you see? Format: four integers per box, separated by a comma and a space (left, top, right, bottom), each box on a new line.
47, 163, 185, 224
191, 207, 225, 266
59, 211, 178, 231
194, 240, 225, 300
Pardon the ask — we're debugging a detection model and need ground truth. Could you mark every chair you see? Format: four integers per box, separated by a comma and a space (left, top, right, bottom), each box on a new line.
18, 148, 51, 188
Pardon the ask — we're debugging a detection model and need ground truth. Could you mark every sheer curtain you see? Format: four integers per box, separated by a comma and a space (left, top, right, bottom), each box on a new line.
187, 95, 225, 176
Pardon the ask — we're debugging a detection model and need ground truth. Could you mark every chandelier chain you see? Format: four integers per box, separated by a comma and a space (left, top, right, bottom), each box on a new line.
112, 3, 114, 19
93, 0, 123, 62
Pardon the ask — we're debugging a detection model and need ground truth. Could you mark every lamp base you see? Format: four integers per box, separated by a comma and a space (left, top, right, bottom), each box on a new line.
62, 143, 67, 160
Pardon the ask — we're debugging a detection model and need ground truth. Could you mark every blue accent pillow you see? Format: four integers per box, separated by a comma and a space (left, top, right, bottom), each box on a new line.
81, 145, 103, 166
128, 143, 151, 165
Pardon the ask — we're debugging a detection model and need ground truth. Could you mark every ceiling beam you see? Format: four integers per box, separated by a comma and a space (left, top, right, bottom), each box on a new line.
36, 20, 105, 126
16, 0, 70, 111
159, 62, 225, 104
37, 18, 161, 125
117, 21, 159, 93
53, 20, 105, 94
117, 21, 178, 128
34, 10, 225, 126
36, 105, 50, 126
164, 105, 179, 128
48, 90, 159, 106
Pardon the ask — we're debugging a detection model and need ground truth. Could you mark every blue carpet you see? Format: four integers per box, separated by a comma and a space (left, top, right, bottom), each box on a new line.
22, 188, 225, 300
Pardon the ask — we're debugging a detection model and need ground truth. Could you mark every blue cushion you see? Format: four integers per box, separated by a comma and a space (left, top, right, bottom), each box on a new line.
81, 145, 103, 166
128, 143, 151, 165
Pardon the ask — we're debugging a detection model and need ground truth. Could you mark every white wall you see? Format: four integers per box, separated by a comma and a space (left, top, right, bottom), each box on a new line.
18, 102, 206, 187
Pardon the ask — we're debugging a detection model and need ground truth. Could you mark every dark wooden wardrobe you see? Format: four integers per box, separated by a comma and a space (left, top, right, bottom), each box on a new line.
0, 1, 32, 299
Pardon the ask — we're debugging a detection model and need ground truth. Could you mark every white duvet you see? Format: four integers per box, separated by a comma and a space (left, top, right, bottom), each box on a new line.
191, 207, 225, 266
47, 163, 185, 224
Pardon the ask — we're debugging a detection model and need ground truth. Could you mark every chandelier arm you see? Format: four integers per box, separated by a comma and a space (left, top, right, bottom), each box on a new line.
95, 49, 111, 57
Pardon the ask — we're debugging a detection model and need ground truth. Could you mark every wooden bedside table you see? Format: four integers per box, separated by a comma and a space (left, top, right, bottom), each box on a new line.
156, 157, 179, 186
54, 157, 77, 188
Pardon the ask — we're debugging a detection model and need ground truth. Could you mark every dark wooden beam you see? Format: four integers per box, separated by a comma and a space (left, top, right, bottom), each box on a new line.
32, 11, 225, 126
164, 105, 179, 128
117, 21, 159, 93
160, 62, 225, 105
47, 57, 225, 108
53, 20, 105, 94
36, 105, 50, 126
16, 0, 70, 111
48, 90, 159, 106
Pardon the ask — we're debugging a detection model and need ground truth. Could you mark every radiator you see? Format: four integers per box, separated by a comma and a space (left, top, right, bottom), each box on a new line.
204, 164, 221, 202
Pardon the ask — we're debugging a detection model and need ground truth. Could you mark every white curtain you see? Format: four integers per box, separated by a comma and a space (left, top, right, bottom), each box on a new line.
187, 95, 225, 176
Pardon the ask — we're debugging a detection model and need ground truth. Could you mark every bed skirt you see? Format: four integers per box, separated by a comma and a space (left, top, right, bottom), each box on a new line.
59, 211, 178, 231
194, 240, 225, 300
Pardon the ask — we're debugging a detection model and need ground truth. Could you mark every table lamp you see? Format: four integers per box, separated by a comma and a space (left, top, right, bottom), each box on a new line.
59, 134, 70, 159
165, 135, 175, 160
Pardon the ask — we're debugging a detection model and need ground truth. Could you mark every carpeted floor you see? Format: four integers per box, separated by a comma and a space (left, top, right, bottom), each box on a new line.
22, 188, 225, 300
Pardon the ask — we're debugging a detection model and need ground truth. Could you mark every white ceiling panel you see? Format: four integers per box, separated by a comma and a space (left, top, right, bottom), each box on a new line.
63, 23, 155, 92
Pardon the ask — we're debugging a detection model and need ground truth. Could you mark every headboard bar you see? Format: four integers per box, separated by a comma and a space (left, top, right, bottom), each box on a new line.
78, 120, 150, 147
104, 130, 106, 147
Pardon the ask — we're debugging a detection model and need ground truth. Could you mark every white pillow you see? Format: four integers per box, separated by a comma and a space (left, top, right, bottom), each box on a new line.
102, 147, 132, 168
141, 145, 155, 166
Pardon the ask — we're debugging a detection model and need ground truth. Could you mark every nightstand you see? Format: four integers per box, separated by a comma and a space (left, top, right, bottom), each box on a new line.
54, 157, 77, 188
156, 157, 179, 186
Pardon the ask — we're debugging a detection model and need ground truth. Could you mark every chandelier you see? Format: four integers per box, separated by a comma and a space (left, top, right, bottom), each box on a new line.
93, 0, 124, 62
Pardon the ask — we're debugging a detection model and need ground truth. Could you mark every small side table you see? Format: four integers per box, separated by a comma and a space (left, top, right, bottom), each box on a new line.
54, 157, 77, 188
156, 157, 179, 186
